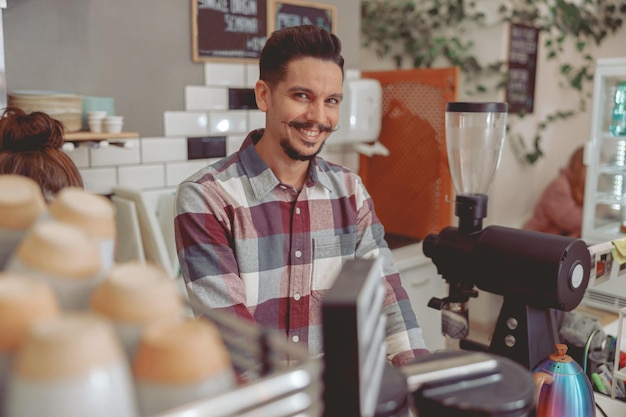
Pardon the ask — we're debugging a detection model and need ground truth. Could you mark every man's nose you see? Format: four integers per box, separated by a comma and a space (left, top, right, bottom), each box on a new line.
306, 100, 326, 123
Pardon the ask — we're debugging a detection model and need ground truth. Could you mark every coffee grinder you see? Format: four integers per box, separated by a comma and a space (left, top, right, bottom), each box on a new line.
424, 102, 591, 370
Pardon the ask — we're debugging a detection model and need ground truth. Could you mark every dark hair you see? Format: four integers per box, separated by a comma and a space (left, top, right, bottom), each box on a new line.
0, 106, 84, 202
259, 25, 344, 87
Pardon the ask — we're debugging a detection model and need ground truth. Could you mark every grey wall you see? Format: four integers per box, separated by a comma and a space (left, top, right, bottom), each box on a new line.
3, 0, 359, 137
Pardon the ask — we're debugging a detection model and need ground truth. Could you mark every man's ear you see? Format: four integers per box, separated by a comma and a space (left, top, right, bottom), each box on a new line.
255, 80, 269, 112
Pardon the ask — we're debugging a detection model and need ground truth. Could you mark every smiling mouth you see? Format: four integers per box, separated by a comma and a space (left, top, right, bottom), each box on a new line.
298, 127, 321, 138
286, 120, 335, 137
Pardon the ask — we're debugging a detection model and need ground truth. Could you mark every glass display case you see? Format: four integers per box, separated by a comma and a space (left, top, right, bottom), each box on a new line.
582, 57, 626, 245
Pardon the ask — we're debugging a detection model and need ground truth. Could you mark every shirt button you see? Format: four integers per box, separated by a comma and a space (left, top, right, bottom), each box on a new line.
280, 185, 287, 190
294, 293, 301, 301
292, 335, 300, 343
295, 250, 302, 258
295, 207, 301, 215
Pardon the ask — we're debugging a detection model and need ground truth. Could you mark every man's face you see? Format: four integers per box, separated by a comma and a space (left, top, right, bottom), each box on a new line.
256, 57, 343, 161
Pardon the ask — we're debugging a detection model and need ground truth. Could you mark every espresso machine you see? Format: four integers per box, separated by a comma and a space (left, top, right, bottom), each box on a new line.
323, 258, 536, 417
424, 102, 591, 370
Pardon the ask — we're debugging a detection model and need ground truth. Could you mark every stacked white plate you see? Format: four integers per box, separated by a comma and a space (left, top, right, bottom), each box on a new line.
8, 90, 83, 132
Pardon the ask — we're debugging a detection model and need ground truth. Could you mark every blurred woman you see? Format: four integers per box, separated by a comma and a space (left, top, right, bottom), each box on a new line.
523, 146, 585, 237
0, 106, 83, 202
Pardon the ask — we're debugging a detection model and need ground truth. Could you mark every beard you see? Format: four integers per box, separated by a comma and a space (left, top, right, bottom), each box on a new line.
280, 120, 334, 161
280, 137, 325, 161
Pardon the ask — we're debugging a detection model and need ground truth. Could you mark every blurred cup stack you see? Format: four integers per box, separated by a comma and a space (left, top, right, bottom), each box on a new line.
0, 273, 59, 414
87, 110, 107, 133
132, 318, 236, 417
104, 115, 124, 133
5, 313, 139, 417
90, 261, 185, 361
5, 220, 102, 311
0, 175, 47, 269
48, 187, 116, 275
0, 173, 239, 416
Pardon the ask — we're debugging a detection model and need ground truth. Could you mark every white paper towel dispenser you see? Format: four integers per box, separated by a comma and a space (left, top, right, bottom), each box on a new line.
333, 78, 382, 144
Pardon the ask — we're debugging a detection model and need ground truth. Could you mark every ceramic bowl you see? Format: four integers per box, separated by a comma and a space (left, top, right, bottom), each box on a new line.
0, 175, 47, 269
133, 318, 235, 416
6, 220, 102, 310
5, 312, 138, 417
90, 261, 185, 359
49, 187, 116, 273
104, 116, 124, 133
0, 272, 60, 412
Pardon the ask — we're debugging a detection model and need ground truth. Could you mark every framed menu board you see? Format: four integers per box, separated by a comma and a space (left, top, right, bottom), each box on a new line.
506, 23, 539, 114
268, 0, 336, 34
192, 0, 268, 63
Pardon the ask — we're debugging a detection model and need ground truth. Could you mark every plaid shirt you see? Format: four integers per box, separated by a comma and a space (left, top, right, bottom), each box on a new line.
174, 129, 428, 366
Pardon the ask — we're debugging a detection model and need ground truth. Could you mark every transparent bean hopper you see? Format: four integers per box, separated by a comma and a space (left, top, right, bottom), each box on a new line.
424, 102, 592, 370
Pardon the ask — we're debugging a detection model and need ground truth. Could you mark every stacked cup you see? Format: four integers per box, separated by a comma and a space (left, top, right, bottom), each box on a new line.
5, 220, 103, 311
87, 111, 107, 133
132, 318, 236, 416
5, 313, 139, 417
0, 175, 47, 269
90, 261, 186, 361
0, 273, 60, 414
104, 116, 124, 133
48, 187, 116, 275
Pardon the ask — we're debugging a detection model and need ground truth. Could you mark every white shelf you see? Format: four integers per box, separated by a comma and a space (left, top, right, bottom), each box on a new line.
582, 58, 626, 245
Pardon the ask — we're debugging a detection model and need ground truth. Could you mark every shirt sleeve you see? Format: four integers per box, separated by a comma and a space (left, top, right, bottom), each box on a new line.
524, 171, 583, 237
174, 180, 255, 322
540, 172, 583, 236
353, 177, 430, 366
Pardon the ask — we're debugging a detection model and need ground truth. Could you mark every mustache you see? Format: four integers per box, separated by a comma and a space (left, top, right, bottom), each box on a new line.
284, 120, 339, 133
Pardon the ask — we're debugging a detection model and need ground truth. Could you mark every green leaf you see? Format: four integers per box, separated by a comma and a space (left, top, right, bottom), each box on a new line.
360, 0, 625, 167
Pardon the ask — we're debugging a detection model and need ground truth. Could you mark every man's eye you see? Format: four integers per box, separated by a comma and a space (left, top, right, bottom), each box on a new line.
328, 98, 339, 105
295, 93, 308, 99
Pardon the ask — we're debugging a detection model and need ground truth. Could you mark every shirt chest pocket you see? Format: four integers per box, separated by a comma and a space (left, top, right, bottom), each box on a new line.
311, 233, 357, 296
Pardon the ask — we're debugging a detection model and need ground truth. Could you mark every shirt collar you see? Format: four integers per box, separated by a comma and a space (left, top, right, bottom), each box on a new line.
239, 129, 333, 199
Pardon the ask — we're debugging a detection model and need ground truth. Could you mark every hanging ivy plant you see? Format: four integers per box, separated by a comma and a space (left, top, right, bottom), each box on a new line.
361, 0, 626, 165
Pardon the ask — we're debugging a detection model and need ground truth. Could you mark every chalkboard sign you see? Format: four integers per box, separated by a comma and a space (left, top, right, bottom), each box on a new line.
268, 0, 336, 34
506, 23, 539, 114
192, 0, 268, 63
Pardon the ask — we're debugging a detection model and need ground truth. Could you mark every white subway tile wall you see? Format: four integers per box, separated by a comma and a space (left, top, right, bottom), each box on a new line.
64, 145, 90, 168
184, 86, 228, 111
208, 110, 248, 135
79, 167, 117, 195
90, 140, 141, 167
247, 110, 265, 131
68, 62, 359, 195
204, 62, 245, 86
163, 111, 208, 137
118, 164, 165, 190
226, 135, 246, 155
141, 137, 187, 163
245, 63, 260, 88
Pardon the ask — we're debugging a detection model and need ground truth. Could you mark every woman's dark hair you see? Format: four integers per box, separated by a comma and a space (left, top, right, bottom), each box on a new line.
259, 25, 344, 88
0, 106, 84, 202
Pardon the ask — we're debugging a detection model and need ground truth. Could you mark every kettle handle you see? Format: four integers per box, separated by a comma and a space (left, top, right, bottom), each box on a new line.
532, 371, 555, 410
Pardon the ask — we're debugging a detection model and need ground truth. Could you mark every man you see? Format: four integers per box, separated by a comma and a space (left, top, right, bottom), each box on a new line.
174, 25, 429, 367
